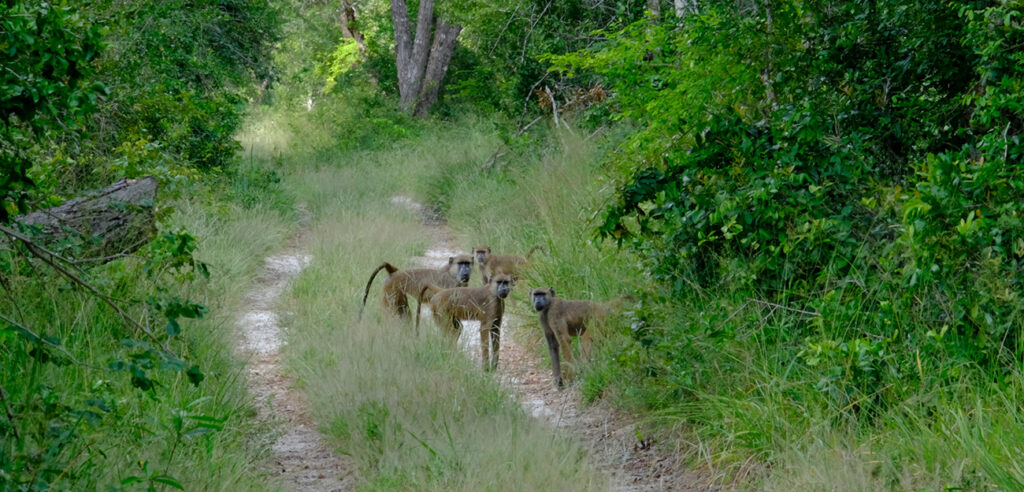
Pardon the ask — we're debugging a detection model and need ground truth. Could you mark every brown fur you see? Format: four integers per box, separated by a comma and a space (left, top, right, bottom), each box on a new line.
529, 287, 634, 388
473, 245, 543, 285
359, 255, 473, 320
417, 273, 513, 371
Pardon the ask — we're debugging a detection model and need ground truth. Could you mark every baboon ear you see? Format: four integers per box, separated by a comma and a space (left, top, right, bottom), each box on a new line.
448, 257, 455, 265
549, 288, 556, 297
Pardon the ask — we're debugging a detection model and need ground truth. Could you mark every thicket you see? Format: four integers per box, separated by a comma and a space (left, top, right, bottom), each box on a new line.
1, 1, 284, 489
541, 0, 1024, 486
272, 0, 1024, 486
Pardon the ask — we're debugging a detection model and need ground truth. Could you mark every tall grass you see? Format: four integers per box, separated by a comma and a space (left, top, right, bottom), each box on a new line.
250, 101, 607, 490
242, 89, 1024, 490
0, 149, 295, 488
380, 115, 1024, 490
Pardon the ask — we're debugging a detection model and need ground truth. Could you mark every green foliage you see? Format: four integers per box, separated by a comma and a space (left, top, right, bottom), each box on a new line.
83, 0, 280, 173
0, 1, 106, 221
1, 1, 286, 490
442, 0, 651, 114
320, 39, 362, 94
536, 0, 1024, 486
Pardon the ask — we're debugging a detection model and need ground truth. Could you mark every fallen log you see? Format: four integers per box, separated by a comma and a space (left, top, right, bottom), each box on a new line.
9, 177, 158, 264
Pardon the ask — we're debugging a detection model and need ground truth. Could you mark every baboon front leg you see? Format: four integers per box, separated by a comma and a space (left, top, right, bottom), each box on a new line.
544, 328, 563, 388
487, 321, 500, 372
554, 323, 576, 384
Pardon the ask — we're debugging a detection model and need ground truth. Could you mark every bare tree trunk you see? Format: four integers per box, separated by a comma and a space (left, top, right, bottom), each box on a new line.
390, 0, 461, 117
392, 0, 436, 112
674, 0, 698, 16
408, 0, 435, 103
339, 1, 366, 54
413, 20, 462, 118
391, 0, 415, 109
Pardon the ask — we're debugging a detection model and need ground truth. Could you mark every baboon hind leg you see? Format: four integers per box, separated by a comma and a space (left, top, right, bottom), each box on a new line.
478, 325, 491, 371
579, 325, 593, 359
479, 318, 500, 372
434, 312, 461, 344
382, 287, 410, 319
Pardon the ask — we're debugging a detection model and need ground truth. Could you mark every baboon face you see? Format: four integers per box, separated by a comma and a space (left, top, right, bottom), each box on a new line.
493, 274, 512, 299
449, 256, 473, 283
530, 287, 554, 311
474, 246, 490, 265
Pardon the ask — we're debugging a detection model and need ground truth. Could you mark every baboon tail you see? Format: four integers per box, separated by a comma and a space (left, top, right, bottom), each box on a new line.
524, 245, 544, 261
359, 262, 399, 320
605, 293, 637, 314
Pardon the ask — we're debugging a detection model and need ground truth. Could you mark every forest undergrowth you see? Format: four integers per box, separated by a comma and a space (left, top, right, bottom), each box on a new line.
5, 0, 1023, 490
245, 81, 1024, 490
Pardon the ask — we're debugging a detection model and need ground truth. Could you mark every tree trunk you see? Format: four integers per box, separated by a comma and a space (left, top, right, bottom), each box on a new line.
674, 0, 698, 16
11, 177, 157, 263
391, 0, 415, 108
339, 1, 366, 54
408, 0, 435, 101
392, 0, 437, 112
391, 0, 460, 117
413, 20, 462, 118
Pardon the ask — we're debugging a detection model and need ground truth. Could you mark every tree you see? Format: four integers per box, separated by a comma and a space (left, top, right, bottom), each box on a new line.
0, 2, 105, 222
339, 1, 366, 54
389, 0, 462, 116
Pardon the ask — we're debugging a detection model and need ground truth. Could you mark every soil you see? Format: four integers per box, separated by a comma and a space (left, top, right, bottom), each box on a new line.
234, 214, 358, 492
396, 196, 715, 492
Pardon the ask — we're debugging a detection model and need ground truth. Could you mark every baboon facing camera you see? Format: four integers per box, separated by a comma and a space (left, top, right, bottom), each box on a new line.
360, 255, 473, 320
417, 273, 513, 371
530, 287, 634, 388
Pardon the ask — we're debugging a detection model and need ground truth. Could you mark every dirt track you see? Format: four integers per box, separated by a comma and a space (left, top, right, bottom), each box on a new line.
233, 198, 710, 491
234, 213, 357, 491
397, 196, 711, 492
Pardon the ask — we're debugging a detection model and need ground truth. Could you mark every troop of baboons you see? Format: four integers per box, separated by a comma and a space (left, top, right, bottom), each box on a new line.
362, 245, 633, 388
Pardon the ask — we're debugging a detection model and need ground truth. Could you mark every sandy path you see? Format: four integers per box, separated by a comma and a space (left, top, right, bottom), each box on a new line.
395, 196, 712, 492
235, 220, 357, 491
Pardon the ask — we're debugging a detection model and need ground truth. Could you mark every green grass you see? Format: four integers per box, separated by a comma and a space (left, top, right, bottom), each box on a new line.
0, 164, 295, 488
356, 112, 1024, 490
237, 102, 607, 491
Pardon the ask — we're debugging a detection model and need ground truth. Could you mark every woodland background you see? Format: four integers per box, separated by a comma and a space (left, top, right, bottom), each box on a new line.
2, 0, 1023, 489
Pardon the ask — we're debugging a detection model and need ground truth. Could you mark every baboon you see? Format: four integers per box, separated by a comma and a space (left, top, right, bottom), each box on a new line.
416, 273, 513, 371
529, 287, 634, 388
473, 245, 543, 285
359, 255, 473, 320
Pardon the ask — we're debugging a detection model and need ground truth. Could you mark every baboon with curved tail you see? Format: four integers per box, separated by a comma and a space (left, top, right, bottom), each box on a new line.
359, 255, 473, 320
